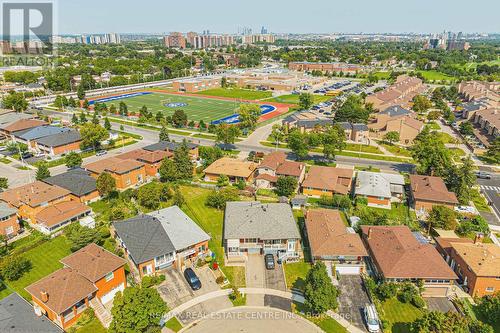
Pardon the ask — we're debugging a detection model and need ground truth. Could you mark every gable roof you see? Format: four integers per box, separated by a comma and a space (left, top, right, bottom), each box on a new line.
35, 200, 91, 228
0, 202, 16, 219
43, 168, 97, 197
258, 152, 304, 177
84, 157, 144, 175
0, 181, 70, 208
259, 151, 287, 170
60, 243, 126, 282
25, 268, 98, 315
0, 293, 62, 333
380, 105, 412, 117
35, 129, 81, 148
143, 141, 198, 152
302, 166, 354, 194
449, 242, 500, 277
361, 225, 457, 280
204, 157, 257, 178
116, 149, 171, 163
2, 119, 47, 133
306, 209, 367, 258
409, 175, 458, 205
0, 112, 33, 127
13, 126, 71, 141
224, 201, 300, 240
355, 171, 405, 198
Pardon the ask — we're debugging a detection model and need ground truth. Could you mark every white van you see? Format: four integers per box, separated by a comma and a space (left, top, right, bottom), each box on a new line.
364, 304, 380, 333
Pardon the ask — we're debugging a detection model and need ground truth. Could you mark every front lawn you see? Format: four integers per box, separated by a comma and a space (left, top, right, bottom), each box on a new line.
195, 88, 272, 100
380, 298, 423, 333
283, 261, 311, 291
360, 203, 417, 228
379, 143, 412, 157
165, 317, 183, 332
427, 121, 441, 130
76, 318, 107, 333
471, 189, 491, 212
179, 186, 245, 287
0, 236, 72, 300
345, 143, 383, 154
293, 302, 347, 333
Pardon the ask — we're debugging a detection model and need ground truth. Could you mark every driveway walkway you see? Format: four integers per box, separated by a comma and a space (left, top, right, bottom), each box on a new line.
337, 275, 369, 332
245, 254, 266, 306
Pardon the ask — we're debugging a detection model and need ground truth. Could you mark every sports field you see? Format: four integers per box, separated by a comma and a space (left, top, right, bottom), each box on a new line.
90, 91, 285, 124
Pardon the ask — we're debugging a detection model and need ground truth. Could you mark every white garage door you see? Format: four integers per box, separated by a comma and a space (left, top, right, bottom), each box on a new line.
336, 266, 361, 275
100, 283, 125, 304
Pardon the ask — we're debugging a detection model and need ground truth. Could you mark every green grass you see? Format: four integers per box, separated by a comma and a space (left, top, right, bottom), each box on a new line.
165, 317, 183, 332
434, 131, 455, 144
379, 143, 412, 157
416, 70, 455, 82
354, 166, 381, 172
471, 189, 491, 212
380, 298, 423, 333
265, 94, 332, 105
195, 88, 273, 100
0, 236, 72, 300
283, 261, 311, 291
192, 133, 217, 140
427, 121, 441, 130
345, 143, 383, 154
0, 157, 11, 164
363, 203, 417, 224
76, 318, 107, 333
179, 186, 245, 287
450, 148, 466, 161
372, 71, 391, 80
294, 302, 347, 333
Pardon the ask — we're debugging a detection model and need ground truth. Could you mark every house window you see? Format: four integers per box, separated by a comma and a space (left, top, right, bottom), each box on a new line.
486, 287, 495, 292
105, 272, 114, 282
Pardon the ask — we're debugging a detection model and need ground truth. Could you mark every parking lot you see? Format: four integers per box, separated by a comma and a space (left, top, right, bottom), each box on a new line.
337, 275, 370, 332
157, 266, 232, 325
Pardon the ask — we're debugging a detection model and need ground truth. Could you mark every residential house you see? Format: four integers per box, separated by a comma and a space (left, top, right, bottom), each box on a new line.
460, 99, 489, 120
224, 201, 302, 261
354, 171, 405, 209
337, 122, 370, 143
34, 200, 93, 234
440, 235, 500, 297
361, 225, 458, 297
302, 166, 354, 197
458, 81, 499, 107
143, 140, 199, 160
368, 105, 424, 144
35, 130, 82, 156
113, 206, 210, 277
0, 118, 47, 136
366, 75, 425, 111
255, 151, 305, 189
0, 181, 72, 222
116, 149, 171, 177
0, 293, 62, 333
43, 168, 100, 203
25, 244, 127, 330
305, 209, 368, 275
0, 202, 19, 237
291, 195, 307, 210
472, 108, 499, 138
204, 157, 257, 183
84, 157, 146, 190
11, 126, 71, 149
409, 175, 459, 214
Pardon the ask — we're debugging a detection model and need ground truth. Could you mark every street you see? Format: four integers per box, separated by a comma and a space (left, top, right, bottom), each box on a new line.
477, 174, 500, 229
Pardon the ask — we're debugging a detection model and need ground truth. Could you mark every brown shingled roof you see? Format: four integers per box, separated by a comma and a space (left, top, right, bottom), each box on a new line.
25, 268, 97, 314
259, 151, 287, 170
2, 119, 47, 133
116, 149, 172, 164
84, 157, 145, 175
276, 160, 305, 177
302, 166, 354, 194
0, 181, 70, 208
306, 209, 367, 258
409, 175, 458, 205
361, 225, 457, 280
204, 157, 257, 178
35, 200, 91, 228
60, 243, 126, 282
449, 242, 500, 277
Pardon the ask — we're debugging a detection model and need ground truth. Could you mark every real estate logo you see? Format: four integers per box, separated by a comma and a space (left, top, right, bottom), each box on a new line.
0, 0, 55, 65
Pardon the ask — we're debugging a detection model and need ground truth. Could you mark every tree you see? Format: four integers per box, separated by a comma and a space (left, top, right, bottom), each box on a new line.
77, 85, 85, 100
221, 77, 228, 88
109, 286, 167, 333
79, 123, 108, 150
486, 137, 500, 164
159, 125, 170, 142
36, 162, 50, 180
276, 176, 298, 197
71, 113, 79, 125
118, 101, 128, 116
217, 174, 230, 187
65, 152, 83, 168
79, 111, 87, 123
288, 130, 309, 160
172, 109, 187, 128
2, 92, 28, 112
198, 119, 206, 131
384, 131, 400, 145
322, 124, 346, 159
298, 93, 314, 110
0, 256, 31, 281
159, 158, 178, 182
96, 172, 116, 197
91, 112, 99, 125
64, 223, 102, 252
82, 99, 90, 110
446, 156, 475, 205
476, 294, 500, 328
459, 121, 474, 136
205, 187, 240, 209
137, 183, 161, 209
238, 104, 261, 131
269, 124, 285, 146
173, 140, 194, 180
0, 177, 8, 190
215, 123, 241, 149
199, 146, 224, 168
411, 311, 493, 333
304, 262, 339, 314
428, 205, 457, 231
110, 104, 117, 114
412, 95, 432, 114
173, 187, 185, 207
334, 95, 371, 123
104, 117, 112, 130
410, 127, 452, 177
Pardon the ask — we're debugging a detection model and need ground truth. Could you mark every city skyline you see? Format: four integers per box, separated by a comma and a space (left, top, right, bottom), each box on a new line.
58, 0, 500, 34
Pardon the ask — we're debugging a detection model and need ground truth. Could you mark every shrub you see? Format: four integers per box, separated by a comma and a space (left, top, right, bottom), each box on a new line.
0, 256, 31, 281
411, 295, 426, 308
216, 276, 225, 284
141, 275, 166, 288
355, 197, 368, 206
205, 187, 240, 209
376, 282, 399, 301
398, 283, 419, 303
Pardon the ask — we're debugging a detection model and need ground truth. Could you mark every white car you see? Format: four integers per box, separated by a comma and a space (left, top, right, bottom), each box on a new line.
364, 304, 380, 333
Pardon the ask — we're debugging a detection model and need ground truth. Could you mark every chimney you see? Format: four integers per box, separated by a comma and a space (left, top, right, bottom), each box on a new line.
367, 228, 373, 240
474, 233, 484, 244
40, 291, 49, 303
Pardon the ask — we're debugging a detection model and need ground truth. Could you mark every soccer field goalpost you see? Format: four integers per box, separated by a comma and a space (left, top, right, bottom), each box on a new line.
160, 98, 172, 106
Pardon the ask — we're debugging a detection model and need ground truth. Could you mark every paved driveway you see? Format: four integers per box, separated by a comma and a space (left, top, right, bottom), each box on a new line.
425, 297, 457, 313
338, 275, 370, 332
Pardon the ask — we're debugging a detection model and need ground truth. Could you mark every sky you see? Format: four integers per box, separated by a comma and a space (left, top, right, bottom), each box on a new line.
57, 0, 500, 34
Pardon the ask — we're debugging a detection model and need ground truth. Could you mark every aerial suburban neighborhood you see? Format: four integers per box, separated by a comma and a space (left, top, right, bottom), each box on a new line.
0, 1, 498, 333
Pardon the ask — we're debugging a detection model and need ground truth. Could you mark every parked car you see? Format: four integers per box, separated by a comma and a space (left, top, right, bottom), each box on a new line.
264, 253, 275, 270
95, 150, 107, 156
475, 171, 492, 179
184, 268, 202, 290
364, 304, 381, 333
21, 152, 33, 159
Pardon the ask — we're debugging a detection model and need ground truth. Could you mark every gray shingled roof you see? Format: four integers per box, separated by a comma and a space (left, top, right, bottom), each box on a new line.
43, 168, 96, 196
0, 202, 16, 220
380, 105, 411, 117
0, 293, 63, 333
224, 202, 301, 240
355, 171, 405, 198
13, 126, 71, 141
0, 113, 33, 127
113, 215, 175, 265
143, 140, 198, 152
35, 130, 81, 147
